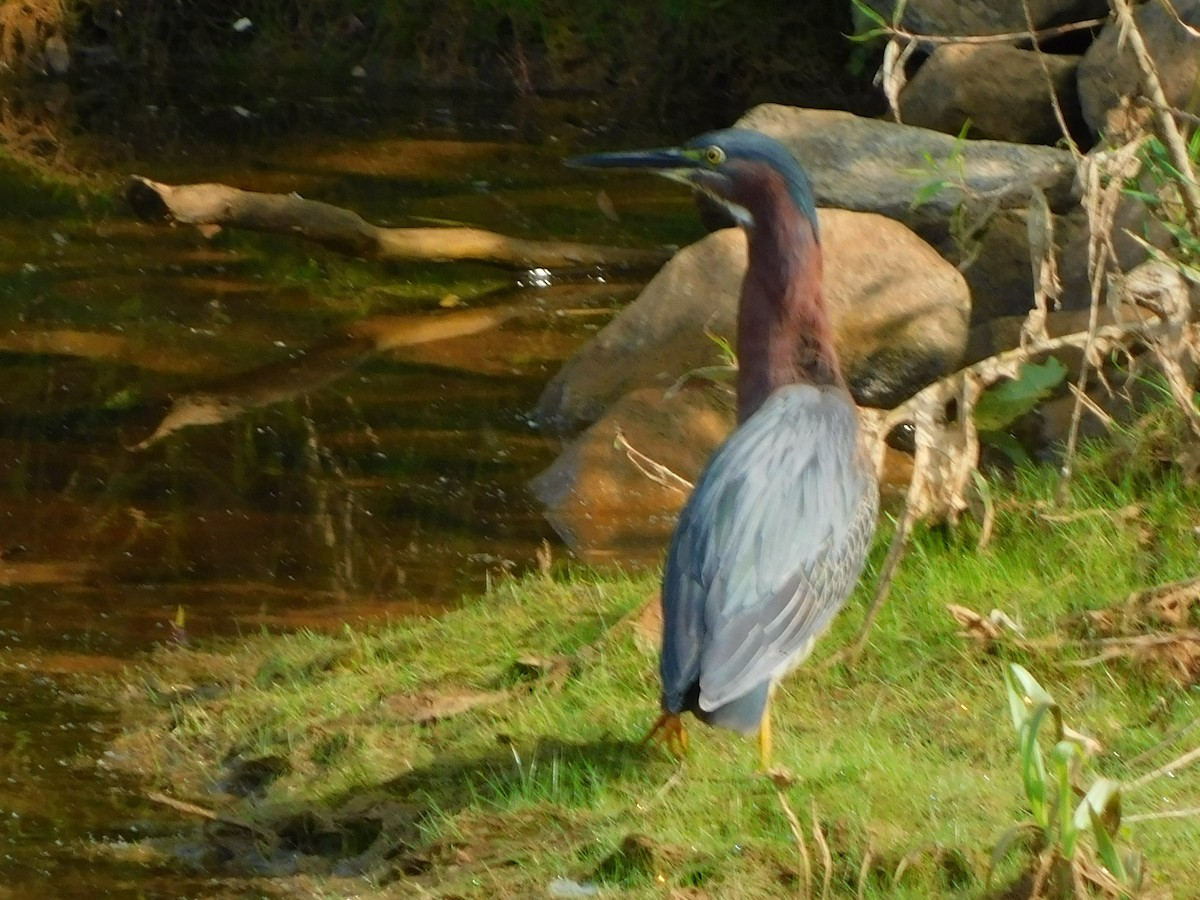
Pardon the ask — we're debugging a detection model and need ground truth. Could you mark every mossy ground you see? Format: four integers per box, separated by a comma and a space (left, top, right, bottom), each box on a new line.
112, 421, 1200, 898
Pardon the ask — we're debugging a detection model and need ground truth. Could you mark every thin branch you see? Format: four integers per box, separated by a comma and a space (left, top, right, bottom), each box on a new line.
811, 800, 833, 900
1124, 716, 1200, 769
1139, 98, 1200, 127
1156, 0, 1200, 37
612, 428, 694, 494
146, 791, 276, 841
1022, 0, 1083, 160
126, 176, 668, 270
877, 16, 1109, 48
1126, 744, 1200, 791
849, 306, 1193, 650
848, 488, 917, 665
856, 844, 876, 900
1056, 139, 1146, 500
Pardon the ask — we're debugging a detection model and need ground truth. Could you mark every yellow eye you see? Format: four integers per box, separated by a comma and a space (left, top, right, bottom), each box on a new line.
705, 145, 725, 165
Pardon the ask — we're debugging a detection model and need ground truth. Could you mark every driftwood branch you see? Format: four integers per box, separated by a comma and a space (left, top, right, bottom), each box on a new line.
147, 791, 276, 841
125, 176, 670, 270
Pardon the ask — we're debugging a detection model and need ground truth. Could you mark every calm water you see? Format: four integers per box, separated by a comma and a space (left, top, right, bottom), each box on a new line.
0, 119, 690, 896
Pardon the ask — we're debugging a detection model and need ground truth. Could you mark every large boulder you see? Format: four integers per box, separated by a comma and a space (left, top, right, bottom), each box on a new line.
535, 209, 971, 433
951, 183, 1173, 324
530, 383, 735, 561
1077, 0, 1200, 137
531, 383, 915, 561
735, 105, 1077, 237
899, 44, 1086, 145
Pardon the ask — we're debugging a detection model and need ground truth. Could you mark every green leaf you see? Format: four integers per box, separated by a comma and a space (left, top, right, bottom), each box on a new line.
1120, 188, 1162, 205
705, 330, 737, 367
1004, 664, 1032, 732
1124, 850, 1144, 891
846, 26, 891, 43
849, 0, 890, 29
1074, 778, 1122, 835
1020, 717, 1050, 827
1006, 664, 1059, 722
1089, 805, 1128, 883
1005, 664, 1063, 829
665, 365, 738, 398
980, 430, 1032, 467
1050, 741, 1080, 857
911, 179, 949, 209
974, 358, 1068, 432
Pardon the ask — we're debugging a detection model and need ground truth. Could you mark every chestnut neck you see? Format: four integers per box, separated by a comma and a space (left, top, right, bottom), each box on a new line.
734, 173, 842, 424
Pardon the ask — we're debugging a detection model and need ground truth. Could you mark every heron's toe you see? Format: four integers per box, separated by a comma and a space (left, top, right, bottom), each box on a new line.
765, 765, 797, 787
641, 712, 689, 759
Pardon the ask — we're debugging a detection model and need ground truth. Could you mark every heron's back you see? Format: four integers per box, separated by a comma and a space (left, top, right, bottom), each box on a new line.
659, 383, 878, 732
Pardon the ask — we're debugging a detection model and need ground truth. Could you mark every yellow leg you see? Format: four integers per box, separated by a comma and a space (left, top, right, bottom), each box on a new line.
758, 700, 773, 772
642, 711, 689, 758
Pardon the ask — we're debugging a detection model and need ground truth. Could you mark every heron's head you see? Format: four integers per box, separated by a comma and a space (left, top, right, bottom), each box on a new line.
566, 127, 818, 238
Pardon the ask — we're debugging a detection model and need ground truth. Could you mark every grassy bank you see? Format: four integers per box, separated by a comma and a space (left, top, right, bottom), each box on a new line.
113, 422, 1200, 897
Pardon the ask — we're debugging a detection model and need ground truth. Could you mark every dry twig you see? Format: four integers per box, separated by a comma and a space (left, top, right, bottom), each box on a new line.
776, 788, 813, 900
1126, 744, 1200, 791
811, 801, 833, 900
612, 428, 694, 494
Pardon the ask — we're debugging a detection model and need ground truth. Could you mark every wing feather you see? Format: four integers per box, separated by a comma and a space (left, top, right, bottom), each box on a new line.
659, 384, 878, 715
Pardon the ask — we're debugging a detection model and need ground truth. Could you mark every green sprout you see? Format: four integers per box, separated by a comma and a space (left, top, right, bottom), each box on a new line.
992, 664, 1143, 897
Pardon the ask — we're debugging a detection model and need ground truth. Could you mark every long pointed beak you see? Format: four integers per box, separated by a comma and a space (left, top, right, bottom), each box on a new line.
565, 147, 696, 173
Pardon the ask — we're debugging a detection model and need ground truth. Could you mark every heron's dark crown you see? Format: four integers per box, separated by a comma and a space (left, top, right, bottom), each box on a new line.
684, 128, 819, 239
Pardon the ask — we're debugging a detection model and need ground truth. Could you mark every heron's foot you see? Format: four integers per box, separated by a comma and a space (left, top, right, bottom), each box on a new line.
641, 712, 689, 759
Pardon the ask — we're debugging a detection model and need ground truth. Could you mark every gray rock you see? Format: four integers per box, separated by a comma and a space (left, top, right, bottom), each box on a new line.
535, 209, 970, 432
1080, 0, 1200, 136
856, 0, 1108, 41
1077, 0, 1200, 136
735, 105, 1078, 237
899, 44, 1085, 145
1057, 189, 1174, 309
956, 209, 1038, 324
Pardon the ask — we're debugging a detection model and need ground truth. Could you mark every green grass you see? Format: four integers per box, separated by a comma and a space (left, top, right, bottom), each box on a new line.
114, 426, 1200, 897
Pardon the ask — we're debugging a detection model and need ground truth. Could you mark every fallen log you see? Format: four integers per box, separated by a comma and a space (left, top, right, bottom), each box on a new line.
126, 176, 669, 270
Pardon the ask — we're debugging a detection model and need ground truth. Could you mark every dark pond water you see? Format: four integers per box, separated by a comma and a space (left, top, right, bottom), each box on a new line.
0, 114, 695, 896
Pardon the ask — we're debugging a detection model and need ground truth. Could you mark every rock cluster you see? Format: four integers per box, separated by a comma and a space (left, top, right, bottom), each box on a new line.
883, 0, 1200, 144
533, 3, 1200, 559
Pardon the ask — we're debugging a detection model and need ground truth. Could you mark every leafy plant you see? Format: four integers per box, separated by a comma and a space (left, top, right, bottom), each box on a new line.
665, 328, 738, 398
1123, 130, 1200, 283
992, 664, 1143, 897
905, 120, 998, 268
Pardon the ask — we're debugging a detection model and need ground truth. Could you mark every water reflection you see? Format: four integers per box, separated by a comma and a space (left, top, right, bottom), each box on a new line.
0, 126, 666, 894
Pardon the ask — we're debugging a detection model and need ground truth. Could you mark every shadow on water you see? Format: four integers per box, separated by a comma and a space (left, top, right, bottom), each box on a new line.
0, 105, 688, 893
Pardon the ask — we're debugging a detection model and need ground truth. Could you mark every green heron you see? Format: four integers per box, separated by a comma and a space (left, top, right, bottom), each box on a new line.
568, 129, 879, 770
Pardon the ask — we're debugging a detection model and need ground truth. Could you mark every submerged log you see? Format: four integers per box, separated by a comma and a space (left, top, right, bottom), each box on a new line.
125, 176, 668, 270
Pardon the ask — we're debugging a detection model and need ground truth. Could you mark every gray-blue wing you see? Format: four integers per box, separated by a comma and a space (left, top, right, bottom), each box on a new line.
660, 384, 878, 715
